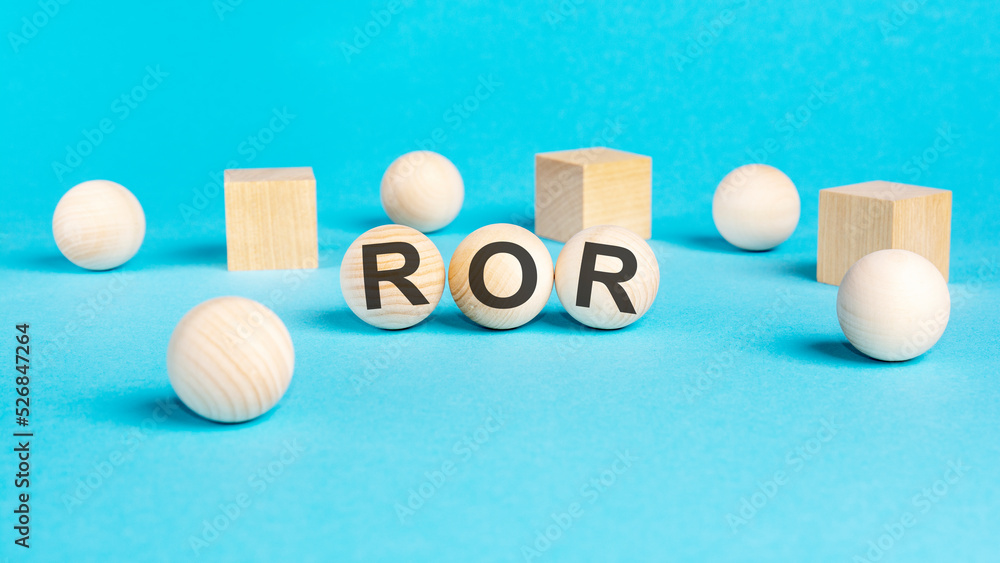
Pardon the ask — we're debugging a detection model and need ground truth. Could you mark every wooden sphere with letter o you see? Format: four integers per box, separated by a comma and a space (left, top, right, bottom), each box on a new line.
555, 225, 660, 329
341, 224, 445, 330
448, 224, 554, 330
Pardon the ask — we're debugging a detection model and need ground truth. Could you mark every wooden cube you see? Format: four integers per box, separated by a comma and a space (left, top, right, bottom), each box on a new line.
225, 167, 319, 271
535, 147, 651, 243
817, 181, 951, 286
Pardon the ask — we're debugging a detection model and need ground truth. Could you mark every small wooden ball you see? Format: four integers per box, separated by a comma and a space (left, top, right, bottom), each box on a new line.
340, 224, 445, 329
381, 151, 464, 232
555, 225, 660, 329
167, 297, 294, 423
448, 224, 554, 330
712, 164, 800, 251
837, 249, 950, 362
52, 179, 146, 270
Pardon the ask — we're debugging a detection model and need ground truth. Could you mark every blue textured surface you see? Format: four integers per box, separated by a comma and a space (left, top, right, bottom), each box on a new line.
2, 1, 999, 561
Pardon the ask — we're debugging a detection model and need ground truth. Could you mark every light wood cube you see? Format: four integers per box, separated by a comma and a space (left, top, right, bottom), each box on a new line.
225, 167, 319, 271
817, 181, 951, 286
535, 147, 651, 243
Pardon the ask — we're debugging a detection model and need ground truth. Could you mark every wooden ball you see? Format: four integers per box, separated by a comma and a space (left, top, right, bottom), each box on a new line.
381, 151, 464, 232
837, 249, 950, 362
555, 225, 660, 329
712, 164, 800, 251
340, 224, 445, 329
167, 297, 294, 423
52, 179, 146, 270
448, 224, 554, 330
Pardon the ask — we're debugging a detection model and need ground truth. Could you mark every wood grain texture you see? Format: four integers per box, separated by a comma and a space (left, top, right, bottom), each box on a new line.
448, 224, 554, 330
225, 166, 318, 271
555, 225, 660, 329
167, 296, 294, 423
380, 151, 464, 232
535, 147, 651, 243
52, 180, 145, 270
837, 249, 950, 361
817, 181, 951, 285
340, 224, 445, 329
712, 164, 800, 251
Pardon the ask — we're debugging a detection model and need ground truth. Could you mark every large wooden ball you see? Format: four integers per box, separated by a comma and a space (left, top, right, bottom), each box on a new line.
555, 225, 660, 329
712, 164, 800, 251
52, 180, 146, 270
448, 224, 554, 330
340, 224, 445, 329
381, 151, 464, 232
167, 297, 294, 423
837, 249, 950, 361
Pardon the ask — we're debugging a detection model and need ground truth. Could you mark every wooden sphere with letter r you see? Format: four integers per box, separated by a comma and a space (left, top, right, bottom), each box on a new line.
448, 223, 554, 330
555, 225, 660, 329
341, 224, 445, 329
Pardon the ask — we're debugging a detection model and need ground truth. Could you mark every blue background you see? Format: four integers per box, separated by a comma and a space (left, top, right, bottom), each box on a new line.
2, 0, 999, 561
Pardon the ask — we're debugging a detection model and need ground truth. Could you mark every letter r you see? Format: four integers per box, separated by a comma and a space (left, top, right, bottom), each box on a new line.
576, 242, 637, 313
362, 242, 430, 309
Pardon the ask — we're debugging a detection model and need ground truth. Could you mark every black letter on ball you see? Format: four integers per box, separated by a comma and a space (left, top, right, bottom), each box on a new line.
362, 242, 430, 310
469, 242, 538, 309
576, 242, 637, 314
